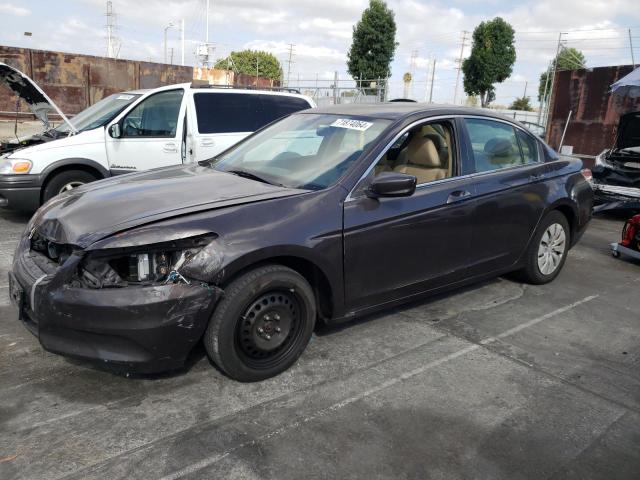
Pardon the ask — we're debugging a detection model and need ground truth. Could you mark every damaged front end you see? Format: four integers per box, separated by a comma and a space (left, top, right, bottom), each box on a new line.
10, 227, 224, 373
591, 112, 640, 212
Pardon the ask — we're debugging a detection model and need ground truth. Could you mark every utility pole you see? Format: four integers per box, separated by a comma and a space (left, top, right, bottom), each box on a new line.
333, 71, 338, 105
181, 18, 185, 66
523, 81, 528, 99
429, 58, 436, 103
544, 32, 564, 130
409, 49, 418, 99
169, 47, 174, 65
105, 1, 117, 58
286, 43, 295, 87
453, 30, 469, 105
206, 0, 210, 43
164, 22, 174, 64
629, 29, 636, 68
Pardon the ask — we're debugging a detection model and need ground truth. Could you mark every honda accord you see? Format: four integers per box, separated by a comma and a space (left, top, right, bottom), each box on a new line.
9, 103, 593, 381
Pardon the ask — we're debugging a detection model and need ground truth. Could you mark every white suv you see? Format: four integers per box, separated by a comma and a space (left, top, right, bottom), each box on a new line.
0, 63, 315, 210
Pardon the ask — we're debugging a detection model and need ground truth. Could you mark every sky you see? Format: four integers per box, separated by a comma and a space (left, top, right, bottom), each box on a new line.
1, 0, 639, 108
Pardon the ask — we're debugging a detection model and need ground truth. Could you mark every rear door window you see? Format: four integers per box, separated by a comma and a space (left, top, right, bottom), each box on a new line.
464, 118, 526, 173
515, 128, 540, 164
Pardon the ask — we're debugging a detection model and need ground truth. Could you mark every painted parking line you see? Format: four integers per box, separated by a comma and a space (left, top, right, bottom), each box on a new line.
157, 294, 600, 480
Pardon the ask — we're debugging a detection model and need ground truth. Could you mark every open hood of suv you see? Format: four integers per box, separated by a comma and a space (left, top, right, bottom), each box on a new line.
0, 62, 76, 132
615, 111, 640, 151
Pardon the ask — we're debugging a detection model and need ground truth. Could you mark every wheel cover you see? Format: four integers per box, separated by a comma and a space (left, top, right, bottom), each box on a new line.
58, 181, 85, 194
236, 291, 303, 369
537, 223, 566, 275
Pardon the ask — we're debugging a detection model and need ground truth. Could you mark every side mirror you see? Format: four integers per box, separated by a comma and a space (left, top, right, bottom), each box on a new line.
108, 123, 122, 138
366, 172, 417, 198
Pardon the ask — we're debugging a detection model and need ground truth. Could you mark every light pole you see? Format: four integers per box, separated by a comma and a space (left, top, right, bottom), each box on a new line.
164, 22, 175, 64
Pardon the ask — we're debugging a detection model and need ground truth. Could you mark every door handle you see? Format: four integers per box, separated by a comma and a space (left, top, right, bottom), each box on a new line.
529, 173, 544, 182
200, 138, 215, 147
163, 142, 178, 153
446, 190, 472, 204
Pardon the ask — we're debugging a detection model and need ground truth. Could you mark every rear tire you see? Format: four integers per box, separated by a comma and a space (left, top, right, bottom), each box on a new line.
517, 210, 570, 285
42, 170, 98, 203
204, 264, 316, 382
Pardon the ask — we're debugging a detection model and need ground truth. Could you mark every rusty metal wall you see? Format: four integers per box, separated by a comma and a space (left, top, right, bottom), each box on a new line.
0, 46, 193, 118
547, 65, 640, 156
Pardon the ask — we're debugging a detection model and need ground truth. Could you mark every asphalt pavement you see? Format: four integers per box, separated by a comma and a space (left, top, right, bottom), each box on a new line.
0, 209, 638, 480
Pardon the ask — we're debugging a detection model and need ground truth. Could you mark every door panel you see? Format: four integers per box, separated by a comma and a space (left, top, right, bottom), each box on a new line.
106, 89, 185, 173
462, 117, 548, 275
344, 176, 475, 310
468, 165, 548, 275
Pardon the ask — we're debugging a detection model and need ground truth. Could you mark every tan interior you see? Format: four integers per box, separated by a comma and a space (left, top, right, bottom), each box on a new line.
393, 136, 448, 184
372, 122, 453, 182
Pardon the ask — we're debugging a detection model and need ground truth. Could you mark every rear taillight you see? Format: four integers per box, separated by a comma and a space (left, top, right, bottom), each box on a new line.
581, 168, 593, 182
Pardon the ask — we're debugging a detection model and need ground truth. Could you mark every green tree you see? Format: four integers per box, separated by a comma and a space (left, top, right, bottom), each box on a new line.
347, 0, 397, 94
509, 96, 533, 111
538, 48, 586, 102
462, 17, 516, 108
215, 50, 282, 80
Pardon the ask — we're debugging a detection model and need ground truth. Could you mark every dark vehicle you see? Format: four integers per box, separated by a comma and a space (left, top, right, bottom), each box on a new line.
592, 111, 640, 211
9, 104, 593, 381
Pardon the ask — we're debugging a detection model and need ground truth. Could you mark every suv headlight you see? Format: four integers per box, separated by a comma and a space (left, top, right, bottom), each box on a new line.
0, 158, 32, 174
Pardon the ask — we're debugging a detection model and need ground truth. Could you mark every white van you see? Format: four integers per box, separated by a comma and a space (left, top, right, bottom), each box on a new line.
0, 63, 315, 210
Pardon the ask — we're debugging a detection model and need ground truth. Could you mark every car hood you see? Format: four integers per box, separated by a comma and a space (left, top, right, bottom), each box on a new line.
614, 111, 640, 151
0, 62, 76, 132
31, 164, 307, 248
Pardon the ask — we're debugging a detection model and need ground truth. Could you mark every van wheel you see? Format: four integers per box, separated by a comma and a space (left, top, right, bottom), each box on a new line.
518, 211, 570, 285
204, 264, 316, 382
42, 170, 98, 203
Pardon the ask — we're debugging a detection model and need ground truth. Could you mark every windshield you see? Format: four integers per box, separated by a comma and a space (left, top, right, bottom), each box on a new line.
55, 93, 141, 134
212, 113, 391, 190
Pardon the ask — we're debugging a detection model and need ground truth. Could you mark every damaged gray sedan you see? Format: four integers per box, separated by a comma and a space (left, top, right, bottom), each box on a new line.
9, 104, 592, 381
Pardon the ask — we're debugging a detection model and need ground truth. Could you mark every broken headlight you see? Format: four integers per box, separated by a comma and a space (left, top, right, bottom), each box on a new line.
78, 235, 215, 288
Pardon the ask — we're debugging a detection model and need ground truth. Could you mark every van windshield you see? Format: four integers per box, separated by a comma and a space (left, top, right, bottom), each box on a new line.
55, 93, 141, 134
212, 113, 390, 190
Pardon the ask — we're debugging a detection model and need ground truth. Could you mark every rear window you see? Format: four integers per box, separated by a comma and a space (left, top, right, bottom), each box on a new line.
194, 92, 311, 134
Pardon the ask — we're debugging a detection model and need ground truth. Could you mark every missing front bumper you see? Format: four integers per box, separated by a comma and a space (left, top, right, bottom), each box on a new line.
11, 248, 222, 373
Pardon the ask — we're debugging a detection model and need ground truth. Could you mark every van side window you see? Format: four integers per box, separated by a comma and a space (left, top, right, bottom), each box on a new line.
194, 93, 257, 134
256, 96, 311, 126
464, 118, 526, 173
122, 90, 183, 138
194, 93, 310, 134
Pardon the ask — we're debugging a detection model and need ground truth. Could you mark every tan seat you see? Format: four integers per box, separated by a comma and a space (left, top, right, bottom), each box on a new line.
393, 136, 448, 184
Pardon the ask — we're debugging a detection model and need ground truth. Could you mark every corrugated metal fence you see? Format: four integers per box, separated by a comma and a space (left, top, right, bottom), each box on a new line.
547, 64, 640, 156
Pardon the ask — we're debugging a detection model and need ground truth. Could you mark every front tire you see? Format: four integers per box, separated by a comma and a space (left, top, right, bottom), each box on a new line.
42, 170, 98, 203
204, 264, 316, 382
518, 210, 570, 285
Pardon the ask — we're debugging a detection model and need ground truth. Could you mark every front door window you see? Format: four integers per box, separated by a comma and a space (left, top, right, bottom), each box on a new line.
122, 90, 184, 138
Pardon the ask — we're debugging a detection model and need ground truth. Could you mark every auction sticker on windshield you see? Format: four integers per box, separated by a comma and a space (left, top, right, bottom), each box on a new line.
330, 118, 373, 131
117, 94, 135, 100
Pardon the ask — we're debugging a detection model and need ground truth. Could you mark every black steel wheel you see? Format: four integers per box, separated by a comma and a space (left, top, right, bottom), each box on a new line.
204, 264, 316, 382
